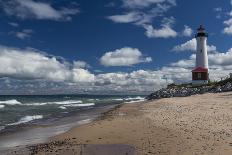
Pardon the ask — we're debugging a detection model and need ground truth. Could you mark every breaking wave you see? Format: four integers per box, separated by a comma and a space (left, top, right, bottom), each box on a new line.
112, 98, 124, 101
125, 99, 145, 103
59, 103, 95, 109
0, 105, 5, 109
124, 96, 145, 101
8, 115, 43, 126
24, 100, 83, 106
63, 103, 95, 108
0, 126, 5, 131
0, 99, 22, 105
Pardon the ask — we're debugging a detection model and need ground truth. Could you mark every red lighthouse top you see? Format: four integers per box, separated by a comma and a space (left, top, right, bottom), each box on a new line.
192, 67, 208, 73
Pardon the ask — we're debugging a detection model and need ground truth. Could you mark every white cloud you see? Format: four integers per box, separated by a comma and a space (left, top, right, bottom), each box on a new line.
222, 1, 232, 35
73, 61, 90, 69
172, 38, 216, 52
107, 0, 179, 39
8, 22, 19, 27
144, 24, 177, 38
182, 25, 193, 37
1, 0, 79, 21
10, 29, 34, 40
223, 25, 232, 35
143, 17, 177, 38
208, 48, 232, 66
72, 69, 95, 83
0, 45, 93, 83
214, 7, 222, 12
223, 18, 232, 35
107, 12, 144, 23
100, 47, 152, 67
172, 38, 196, 51
1, 45, 232, 94
122, 0, 175, 9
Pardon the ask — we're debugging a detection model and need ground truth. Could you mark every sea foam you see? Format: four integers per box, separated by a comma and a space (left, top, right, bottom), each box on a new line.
0, 105, 5, 109
25, 100, 83, 106
63, 103, 95, 107
0, 99, 22, 105
8, 115, 43, 126
124, 96, 145, 101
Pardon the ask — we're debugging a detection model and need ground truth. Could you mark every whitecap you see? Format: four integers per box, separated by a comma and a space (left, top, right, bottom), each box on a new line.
24, 100, 83, 106
8, 115, 43, 126
112, 98, 124, 101
125, 99, 145, 103
64, 103, 95, 107
0, 126, 5, 131
0, 105, 5, 109
124, 96, 145, 101
88, 99, 99, 101
59, 106, 67, 110
0, 99, 21, 105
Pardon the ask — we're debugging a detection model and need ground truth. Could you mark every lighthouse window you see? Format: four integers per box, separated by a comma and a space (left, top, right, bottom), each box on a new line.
201, 49, 202, 53
197, 73, 201, 79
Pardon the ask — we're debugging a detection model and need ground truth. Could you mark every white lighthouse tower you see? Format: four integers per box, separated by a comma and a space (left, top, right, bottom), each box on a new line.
192, 25, 209, 85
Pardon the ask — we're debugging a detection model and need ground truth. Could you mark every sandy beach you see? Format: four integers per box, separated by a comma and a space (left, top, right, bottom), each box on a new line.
6, 92, 232, 155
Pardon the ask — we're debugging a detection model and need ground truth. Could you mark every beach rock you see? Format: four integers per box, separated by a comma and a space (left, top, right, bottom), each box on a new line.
147, 79, 232, 100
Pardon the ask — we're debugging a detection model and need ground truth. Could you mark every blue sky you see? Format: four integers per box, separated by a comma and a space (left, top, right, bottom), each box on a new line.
0, 0, 232, 95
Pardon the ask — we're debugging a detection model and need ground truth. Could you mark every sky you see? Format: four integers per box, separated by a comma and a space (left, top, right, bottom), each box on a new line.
0, 0, 232, 95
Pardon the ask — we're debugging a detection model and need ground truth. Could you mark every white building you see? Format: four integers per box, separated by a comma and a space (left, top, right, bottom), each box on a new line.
192, 25, 209, 85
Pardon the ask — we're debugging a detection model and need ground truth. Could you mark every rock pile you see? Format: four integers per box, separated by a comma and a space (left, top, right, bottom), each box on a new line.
147, 80, 232, 100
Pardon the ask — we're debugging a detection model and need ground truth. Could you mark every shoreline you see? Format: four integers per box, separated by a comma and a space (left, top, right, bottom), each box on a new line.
4, 92, 232, 154
0, 104, 122, 154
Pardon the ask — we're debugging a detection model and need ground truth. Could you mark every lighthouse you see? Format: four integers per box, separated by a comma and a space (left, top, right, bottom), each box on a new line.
192, 25, 209, 85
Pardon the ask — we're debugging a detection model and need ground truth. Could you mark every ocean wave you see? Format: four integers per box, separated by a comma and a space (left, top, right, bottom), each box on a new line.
124, 96, 145, 101
112, 98, 124, 101
0, 126, 5, 131
88, 99, 99, 101
0, 99, 22, 105
64, 103, 95, 107
59, 106, 67, 110
0, 105, 5, 109
24, 100, 83, 106
125, 99, 145, 103
8, 115, 43, 126
58, 103, 95, 109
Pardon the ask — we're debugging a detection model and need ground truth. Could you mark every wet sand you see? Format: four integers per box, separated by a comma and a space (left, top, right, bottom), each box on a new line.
6, 92, 232, 155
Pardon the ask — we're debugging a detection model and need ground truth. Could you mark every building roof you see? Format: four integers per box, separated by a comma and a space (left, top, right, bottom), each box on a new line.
192, 67, 208, 72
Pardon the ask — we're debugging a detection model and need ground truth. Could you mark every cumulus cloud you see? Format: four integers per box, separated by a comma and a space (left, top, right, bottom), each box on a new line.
223, 17, 232, 35
208, 48, 232, 66
122, 0, 175, 9
100, 47, 152, 67
144, 24, 177, 38
182, 25, 193, 37
73, 61, 90, 69
143, 17, 177, 38
0, 45, 94, 83
170, 48, 232, 81
222, 1, 232, 35
0, 0, 79, 21
172, 38, 217, 52
1, 44, 232, 94
107, 0, 180, 39
72, 69, 95, 83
